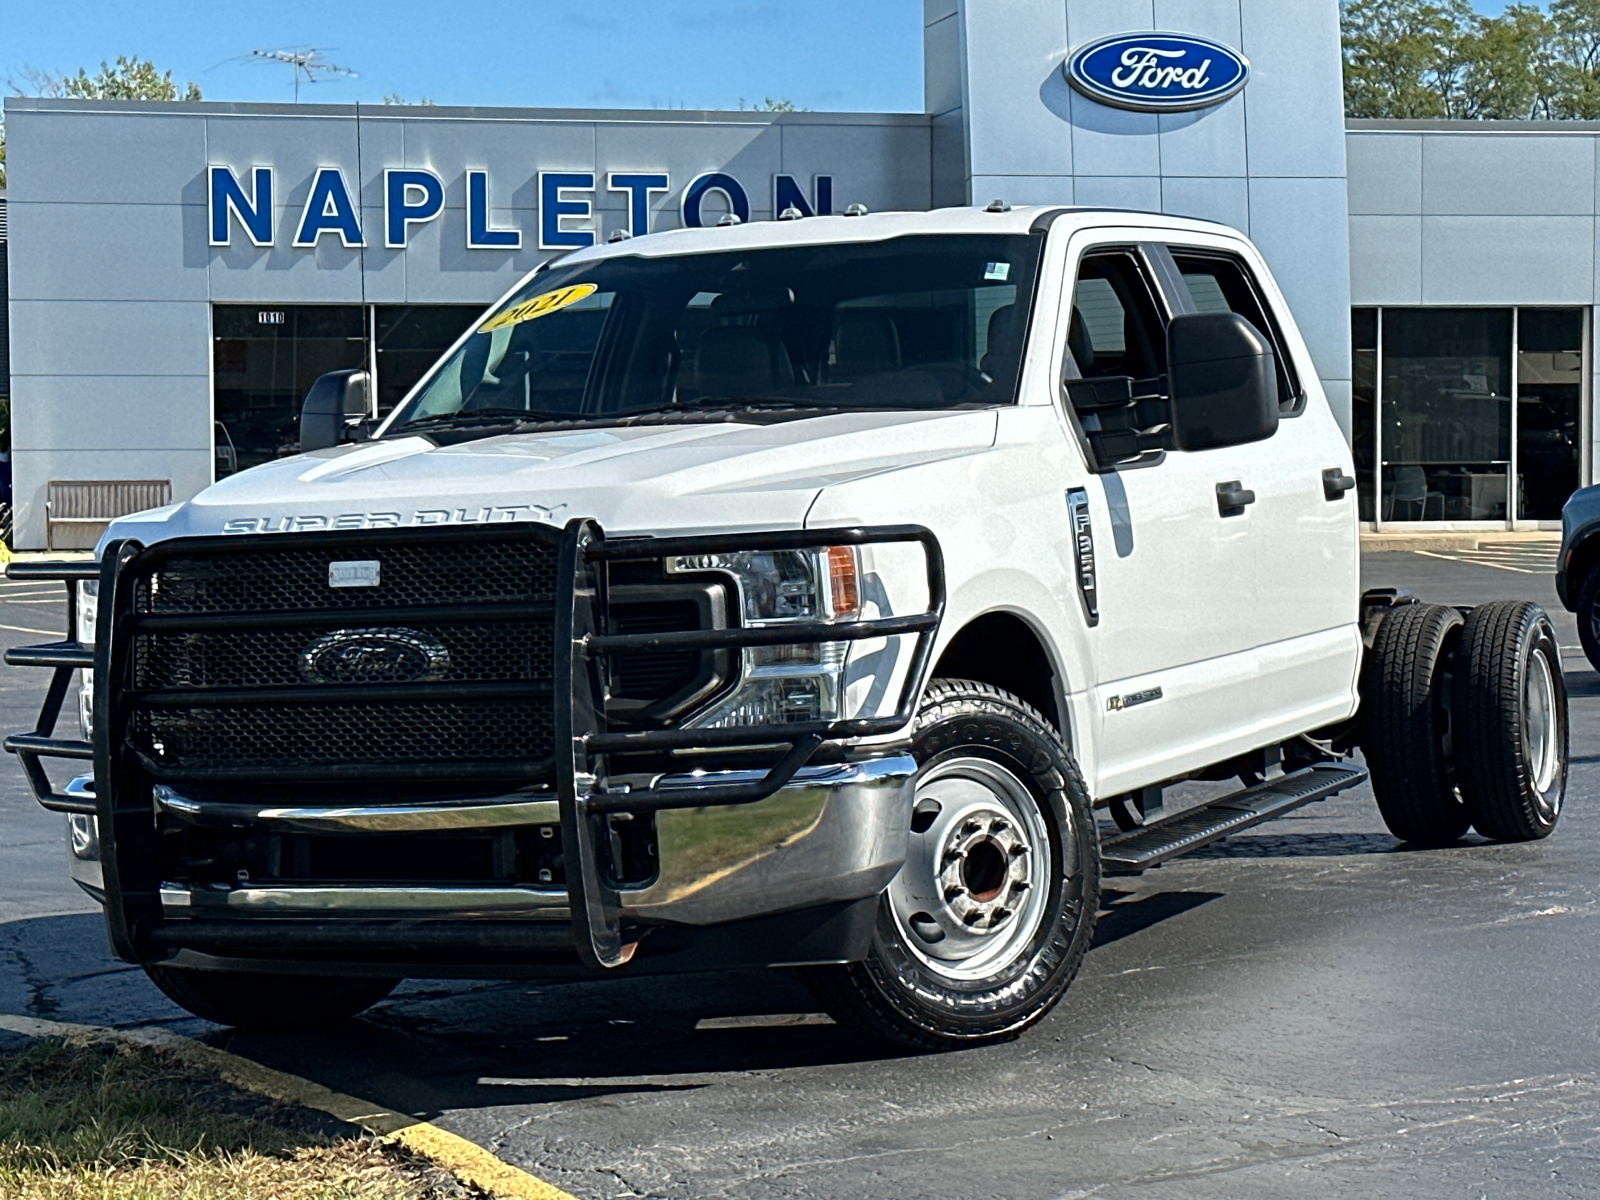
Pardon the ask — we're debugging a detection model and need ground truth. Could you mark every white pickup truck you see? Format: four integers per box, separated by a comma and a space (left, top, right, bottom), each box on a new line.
6, 205, 1567, 1049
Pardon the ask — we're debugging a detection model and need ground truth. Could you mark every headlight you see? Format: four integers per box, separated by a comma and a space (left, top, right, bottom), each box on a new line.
667, 546, 860, 728
77, 581, 97, 741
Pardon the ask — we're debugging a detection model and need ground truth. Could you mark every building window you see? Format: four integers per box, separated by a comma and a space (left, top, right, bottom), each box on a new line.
1350, 305, 1588, 526
213, 305, 367, 477
212, 303, 482, 479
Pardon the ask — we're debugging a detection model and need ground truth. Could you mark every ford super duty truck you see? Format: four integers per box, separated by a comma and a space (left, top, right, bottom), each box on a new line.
6, 205, 1568, 1049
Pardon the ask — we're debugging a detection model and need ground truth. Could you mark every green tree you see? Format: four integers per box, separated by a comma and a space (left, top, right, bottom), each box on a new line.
1341, 0, 1476, 118
20, 56, 201, 102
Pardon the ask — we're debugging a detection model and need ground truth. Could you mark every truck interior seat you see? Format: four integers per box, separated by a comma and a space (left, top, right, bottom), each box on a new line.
691, 326, 796, 399
830, 314, 902, 379
981, 304, 1020, 378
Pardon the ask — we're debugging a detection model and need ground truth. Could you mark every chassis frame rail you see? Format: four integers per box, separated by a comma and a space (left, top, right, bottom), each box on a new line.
4, 519, 946, 974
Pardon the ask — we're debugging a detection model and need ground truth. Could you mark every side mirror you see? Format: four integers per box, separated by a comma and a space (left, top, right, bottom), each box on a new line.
1166, 312, 1278, 452
299, 369, 371, 453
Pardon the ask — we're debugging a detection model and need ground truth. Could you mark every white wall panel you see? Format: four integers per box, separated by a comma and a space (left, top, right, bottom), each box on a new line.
11, 375, 210, 452
1346, 133, 1422, 216
1422, 215, 1595, 306
1422, 134, 1595, 216
1348, 215, 1422, 306
6, 300, 212, 379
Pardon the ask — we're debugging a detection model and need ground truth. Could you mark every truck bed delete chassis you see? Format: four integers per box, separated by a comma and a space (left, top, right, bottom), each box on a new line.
4, 519, 945, 972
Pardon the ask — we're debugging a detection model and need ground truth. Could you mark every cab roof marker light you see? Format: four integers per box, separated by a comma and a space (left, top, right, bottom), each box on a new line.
778, 205, 805, 221
986, 198, 1012, 213
717, 213, 743, 227
843, 203, 869, 217
607, 228, 633, 242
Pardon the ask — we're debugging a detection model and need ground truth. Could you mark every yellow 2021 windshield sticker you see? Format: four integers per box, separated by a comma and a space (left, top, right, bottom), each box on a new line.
478, 282, 598, 333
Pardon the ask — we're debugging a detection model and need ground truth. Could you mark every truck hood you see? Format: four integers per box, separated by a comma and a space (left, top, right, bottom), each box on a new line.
103, 408, 998, 547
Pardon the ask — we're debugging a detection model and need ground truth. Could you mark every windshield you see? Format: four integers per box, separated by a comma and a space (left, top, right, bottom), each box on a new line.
384, 233, 1045, 432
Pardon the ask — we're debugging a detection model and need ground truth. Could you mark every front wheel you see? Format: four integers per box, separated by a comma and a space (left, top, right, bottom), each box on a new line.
803, 679, 1100, 1050
143, 964, 399, 1030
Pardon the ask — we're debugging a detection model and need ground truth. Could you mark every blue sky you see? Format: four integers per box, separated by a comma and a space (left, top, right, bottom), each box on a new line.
3, 0, 925, 113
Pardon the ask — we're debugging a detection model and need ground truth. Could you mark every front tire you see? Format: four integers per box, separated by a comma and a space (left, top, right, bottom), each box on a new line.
1451, 601, 1568, 842
143, 964, 399, 1030
803, 679, 1099, 1050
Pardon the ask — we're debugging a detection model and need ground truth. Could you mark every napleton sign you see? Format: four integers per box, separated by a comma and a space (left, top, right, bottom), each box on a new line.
208, 166, 837, 252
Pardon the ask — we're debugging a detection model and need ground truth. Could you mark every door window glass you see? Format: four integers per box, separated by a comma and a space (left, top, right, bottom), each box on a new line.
1170, 251, 1301, 411
1516, 308, 1583, 521
1064, 251, 1172, 469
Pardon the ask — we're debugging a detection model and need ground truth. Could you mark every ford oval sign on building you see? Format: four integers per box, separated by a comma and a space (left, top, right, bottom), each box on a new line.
1065, 31, 1250, 113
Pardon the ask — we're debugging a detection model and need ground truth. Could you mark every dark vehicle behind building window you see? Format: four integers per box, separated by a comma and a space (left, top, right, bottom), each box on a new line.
212, 305, 367, 476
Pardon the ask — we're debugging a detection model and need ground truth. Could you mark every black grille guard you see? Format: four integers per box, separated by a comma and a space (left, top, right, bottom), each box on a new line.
4, 519, 946, 970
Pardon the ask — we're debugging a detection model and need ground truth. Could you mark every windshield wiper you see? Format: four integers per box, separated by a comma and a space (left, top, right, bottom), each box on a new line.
392, 407, 581, 432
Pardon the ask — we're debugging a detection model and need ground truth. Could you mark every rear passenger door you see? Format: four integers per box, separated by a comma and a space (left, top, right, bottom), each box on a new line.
1163, 238, 1361, 712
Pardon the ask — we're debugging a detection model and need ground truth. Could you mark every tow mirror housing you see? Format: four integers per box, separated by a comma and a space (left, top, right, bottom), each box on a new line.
299, 369, 371, 453
1166, 312, 1278, 452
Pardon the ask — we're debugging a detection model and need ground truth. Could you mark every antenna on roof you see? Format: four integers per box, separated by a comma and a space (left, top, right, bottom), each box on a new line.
245, 47, 357, 103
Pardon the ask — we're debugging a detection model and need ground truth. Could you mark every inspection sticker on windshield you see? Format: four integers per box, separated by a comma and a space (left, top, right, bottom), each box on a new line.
984, 262, 1011, 281
479, 282, 598, 333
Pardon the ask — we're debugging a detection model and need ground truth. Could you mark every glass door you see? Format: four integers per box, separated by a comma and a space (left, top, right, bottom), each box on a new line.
1379, 308, 1512, 523
1515, 308, 1584, 522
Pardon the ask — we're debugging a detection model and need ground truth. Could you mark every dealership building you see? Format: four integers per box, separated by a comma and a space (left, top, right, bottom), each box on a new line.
2, 0, 1598, 547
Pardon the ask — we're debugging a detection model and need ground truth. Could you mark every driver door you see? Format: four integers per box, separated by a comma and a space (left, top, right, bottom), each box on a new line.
1056, 235, 1281, 796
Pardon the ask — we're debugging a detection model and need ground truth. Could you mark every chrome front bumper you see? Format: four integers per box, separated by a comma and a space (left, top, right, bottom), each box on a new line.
68, 754, 917, 934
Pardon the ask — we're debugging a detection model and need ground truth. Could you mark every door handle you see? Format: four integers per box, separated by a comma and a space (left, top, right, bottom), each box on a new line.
1322, 468, 1357, 501
1216, 481, 1255, 517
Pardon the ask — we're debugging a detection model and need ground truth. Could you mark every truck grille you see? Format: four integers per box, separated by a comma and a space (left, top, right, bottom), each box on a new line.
122, 527, 563, 782
116, 526, 726, 785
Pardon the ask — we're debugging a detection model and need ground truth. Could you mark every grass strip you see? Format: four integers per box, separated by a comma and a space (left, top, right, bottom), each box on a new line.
0, 1034, 474, 1200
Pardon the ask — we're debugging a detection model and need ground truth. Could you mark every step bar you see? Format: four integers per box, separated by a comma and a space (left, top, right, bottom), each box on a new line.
1100, 763, 1369, 875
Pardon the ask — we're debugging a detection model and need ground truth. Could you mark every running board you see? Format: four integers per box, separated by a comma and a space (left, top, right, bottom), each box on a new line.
1100, 763, 1369, 876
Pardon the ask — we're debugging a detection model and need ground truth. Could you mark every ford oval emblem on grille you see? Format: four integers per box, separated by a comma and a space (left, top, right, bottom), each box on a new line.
299, 628, 451, 685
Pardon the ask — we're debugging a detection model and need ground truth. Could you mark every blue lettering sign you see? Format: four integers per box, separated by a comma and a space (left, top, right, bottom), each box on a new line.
294, 167, 365, 247
682, 172, 750, 228
774, 174, 832, 218
1065, 31, 1249, 113
384, 168, 445, 248
210, 166, 273, 247
608, 173, 670, 237
540, 172, 596, 250
467, 170, 522, 249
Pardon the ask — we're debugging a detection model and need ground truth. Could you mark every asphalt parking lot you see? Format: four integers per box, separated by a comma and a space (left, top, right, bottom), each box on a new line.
3, 545, 1598, 1199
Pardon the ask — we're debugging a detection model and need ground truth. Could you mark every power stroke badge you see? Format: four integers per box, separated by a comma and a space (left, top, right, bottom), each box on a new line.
1065, 488, 1099, 627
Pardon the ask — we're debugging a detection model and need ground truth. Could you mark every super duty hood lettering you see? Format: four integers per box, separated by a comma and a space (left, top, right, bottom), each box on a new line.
222, 503, 567, 535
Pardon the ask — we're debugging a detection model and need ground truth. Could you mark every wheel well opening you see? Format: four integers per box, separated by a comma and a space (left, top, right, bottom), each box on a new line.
1569, 535, 1600, 606
932, 613, 1061, 734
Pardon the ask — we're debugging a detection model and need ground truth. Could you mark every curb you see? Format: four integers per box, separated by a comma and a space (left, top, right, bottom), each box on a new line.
0, 1012, 576, 1200
1360, 531, 1561, 553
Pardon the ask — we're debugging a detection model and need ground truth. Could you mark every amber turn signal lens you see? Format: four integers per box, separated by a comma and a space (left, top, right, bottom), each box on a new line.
826, 546, 859, 618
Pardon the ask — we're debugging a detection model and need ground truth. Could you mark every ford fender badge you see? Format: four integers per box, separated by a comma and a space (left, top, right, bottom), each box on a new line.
1065, 488, 1099, 627
1065, 31, 1250, 113
1108, 687, 1163, 712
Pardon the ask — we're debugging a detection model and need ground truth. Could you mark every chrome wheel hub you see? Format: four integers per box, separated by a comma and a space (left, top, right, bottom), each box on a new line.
888, 756, 1054, 980
1526, 646, 1561, 808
